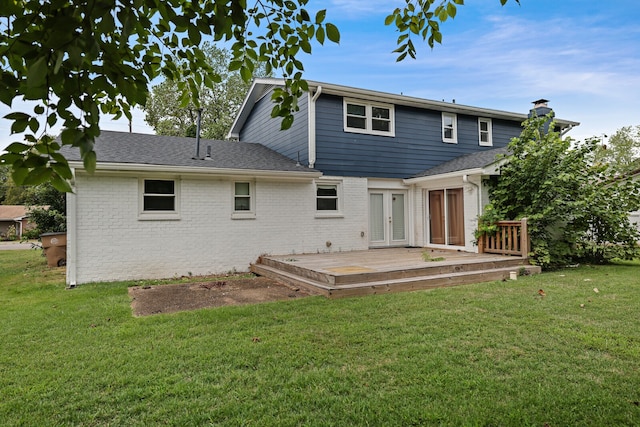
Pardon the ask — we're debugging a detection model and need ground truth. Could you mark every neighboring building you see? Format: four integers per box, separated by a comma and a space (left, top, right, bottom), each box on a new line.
628, 169, 640, 234
0, 205, 37, 239
63, 79, 578, 285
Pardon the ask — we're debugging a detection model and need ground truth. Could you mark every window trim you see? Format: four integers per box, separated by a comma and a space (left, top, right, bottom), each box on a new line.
442, 112, 458, 144
343, 98, 395, 137
138, 177, 180, 220
315, 180, 344, 218
478, 117, 493, 146
231, 180, 256, 220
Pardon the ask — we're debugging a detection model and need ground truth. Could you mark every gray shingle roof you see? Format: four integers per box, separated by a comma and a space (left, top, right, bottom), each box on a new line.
411, 147, 509, 178
59, 131, 316, 173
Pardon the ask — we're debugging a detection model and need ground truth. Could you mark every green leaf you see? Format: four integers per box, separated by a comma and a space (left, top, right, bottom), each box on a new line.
11, 165, 29, 185
315, 10, 326, 24
240, 66, 252, 82
51, 162, 74, 180
23, 167, 53, 186
280, 114, 294, 130
447, 2, 457, 18
4, 142, 31, 153
10, 119, 29, 134
83, 150, 97, 174
26, 56, 48, 91
325, 23, 340, 43
384, 14, 395, 26
50, 174, 74, 193
316, 27, 325, 45
188, 25, 202, 45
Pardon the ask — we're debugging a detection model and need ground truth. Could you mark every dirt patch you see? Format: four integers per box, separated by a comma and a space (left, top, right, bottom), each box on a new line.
129, 276, 314, 316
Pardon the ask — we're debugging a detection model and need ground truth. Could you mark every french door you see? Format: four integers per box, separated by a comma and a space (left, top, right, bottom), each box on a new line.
428, 188, 465, 246
369, 190, 408, 247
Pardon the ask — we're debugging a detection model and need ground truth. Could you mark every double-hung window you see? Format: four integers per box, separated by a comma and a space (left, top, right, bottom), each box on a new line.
234, 182, 251, 211
344, 99, 394, 136
478, 118, 493, 146
315, 180, 343, 218
139, 178, 180, 220
442, 112, 457, 143
232, 181, 255, 219
317, 185, 338, 211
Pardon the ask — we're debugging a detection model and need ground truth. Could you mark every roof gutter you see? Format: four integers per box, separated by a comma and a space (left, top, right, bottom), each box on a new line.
403, 168, 486, 185
68, 161, 322, 181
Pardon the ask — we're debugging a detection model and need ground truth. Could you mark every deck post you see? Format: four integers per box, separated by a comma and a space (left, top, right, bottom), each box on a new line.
520, 218, 529, 259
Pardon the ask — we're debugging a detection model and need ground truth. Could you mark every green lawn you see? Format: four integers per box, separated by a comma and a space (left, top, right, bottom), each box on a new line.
1, 250, 639, 426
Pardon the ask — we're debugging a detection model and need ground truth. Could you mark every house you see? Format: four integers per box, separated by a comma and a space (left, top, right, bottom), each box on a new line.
229, 79, 577, 251
63, 79, 578, 286
0, 205, 36, 239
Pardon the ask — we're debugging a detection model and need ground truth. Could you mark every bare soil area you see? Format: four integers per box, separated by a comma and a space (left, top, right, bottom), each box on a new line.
128, 276, 314, 316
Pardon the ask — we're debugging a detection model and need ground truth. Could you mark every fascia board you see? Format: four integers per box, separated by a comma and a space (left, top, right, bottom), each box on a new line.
403, 168, 486, 185
68, 161, 322, 181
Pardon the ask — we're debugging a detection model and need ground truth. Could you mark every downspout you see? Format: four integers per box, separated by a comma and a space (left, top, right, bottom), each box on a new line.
66, 168, 78, 288
308, 86, 322, 168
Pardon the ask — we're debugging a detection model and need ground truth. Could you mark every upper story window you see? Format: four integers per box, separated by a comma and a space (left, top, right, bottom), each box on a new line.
344, 99, 395, 137
139, 178, 180, 220
232, 181, 256, 219
442, 112, 457, 144
478, 118, 493, 146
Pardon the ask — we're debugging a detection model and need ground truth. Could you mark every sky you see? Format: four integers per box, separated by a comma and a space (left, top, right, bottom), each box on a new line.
1, 0, 639, 151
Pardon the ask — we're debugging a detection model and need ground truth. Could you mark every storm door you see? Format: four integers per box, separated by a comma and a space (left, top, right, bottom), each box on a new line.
369, 191, 408, 247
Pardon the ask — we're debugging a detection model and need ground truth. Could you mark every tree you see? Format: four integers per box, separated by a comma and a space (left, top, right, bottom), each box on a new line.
143, 43, 267, 140
22, 182, 67, 236
594, 126, 640, 174
0, 164, 65, 236
1, 0, 516, 191
0, 164, 28, 204
479, 115, 640, 268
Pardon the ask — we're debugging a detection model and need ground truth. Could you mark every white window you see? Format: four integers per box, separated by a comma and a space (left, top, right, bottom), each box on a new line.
139, 178, 180, 220
344, 99, 395, 137
478, 118, 493, 146
442, 112, 457, 143
232, 181, 255, 219
315, 180, 343, 218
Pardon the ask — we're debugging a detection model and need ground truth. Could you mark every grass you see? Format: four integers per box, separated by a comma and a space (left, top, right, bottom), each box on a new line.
1, 250, 639, 426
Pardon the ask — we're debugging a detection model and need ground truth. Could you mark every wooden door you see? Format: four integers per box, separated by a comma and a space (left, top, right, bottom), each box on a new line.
429, 190, 445, 244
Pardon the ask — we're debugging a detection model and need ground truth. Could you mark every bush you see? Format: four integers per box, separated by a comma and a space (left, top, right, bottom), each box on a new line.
480, 115, 640, 268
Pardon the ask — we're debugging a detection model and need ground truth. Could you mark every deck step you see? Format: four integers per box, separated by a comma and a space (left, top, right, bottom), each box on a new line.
251, 262, 541, 299
257, 256, 533, 286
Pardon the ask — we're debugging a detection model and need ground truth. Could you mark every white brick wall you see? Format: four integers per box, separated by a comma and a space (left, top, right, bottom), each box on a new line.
68, 173, 369, 284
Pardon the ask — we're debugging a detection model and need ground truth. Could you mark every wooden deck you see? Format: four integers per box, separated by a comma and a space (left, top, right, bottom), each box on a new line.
251, 248, 541, 298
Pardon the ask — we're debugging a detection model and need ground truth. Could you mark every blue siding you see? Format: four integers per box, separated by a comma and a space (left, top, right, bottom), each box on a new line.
314, 95, 522, 178
237, 90, 524, 178
240, 89, 309, 165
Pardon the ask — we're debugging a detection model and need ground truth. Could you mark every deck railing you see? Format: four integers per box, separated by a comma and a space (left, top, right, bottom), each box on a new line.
478, 218, 529, 258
